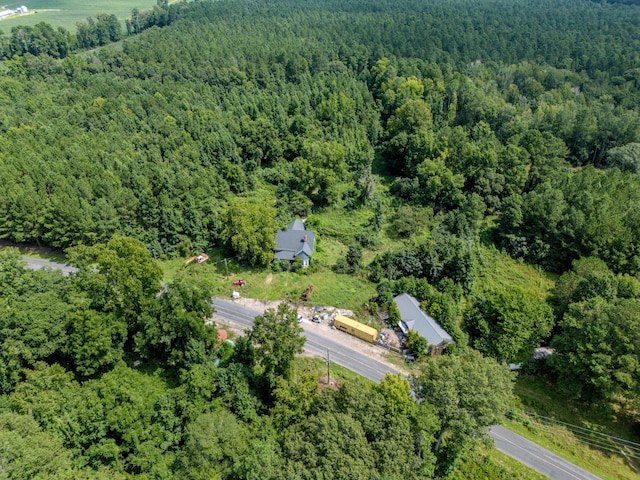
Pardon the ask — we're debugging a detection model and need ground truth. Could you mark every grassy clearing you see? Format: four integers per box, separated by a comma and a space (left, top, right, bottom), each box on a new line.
0, 241, 67, 263
514, 375, 638, 441
476, 245, 556, 300
0, 0, 159, 30
160, 247, 376, 312
294, 356, 373, 386
508, 374, 640, 480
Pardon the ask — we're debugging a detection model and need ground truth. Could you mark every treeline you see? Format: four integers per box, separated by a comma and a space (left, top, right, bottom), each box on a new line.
0, 0, 638, 408
0, 244, 514, 479
0, 0, 187, 58
0, 0, 639, 260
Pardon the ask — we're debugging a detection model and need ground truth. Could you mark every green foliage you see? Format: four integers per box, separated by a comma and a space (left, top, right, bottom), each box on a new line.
137, 274, 217, 367
177, 409, 249, 480
388, 300, 401, 325
390, 205, 433, 238
333, 244, 363, 274
406, 330, 429, 360
67, 309, 127, 377
222, 198, 277, 267
0, 412, 77, 479
412, 350, 514, 475
466, 286, 555, 362
1, 0, 640, 474
604, 143, 640, 173
549, 297, 640, 402
248, 303, 306, 385
375, 373, 417, 416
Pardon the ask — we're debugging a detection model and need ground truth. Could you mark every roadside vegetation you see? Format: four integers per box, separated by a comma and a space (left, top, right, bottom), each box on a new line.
0, 0, 639, 478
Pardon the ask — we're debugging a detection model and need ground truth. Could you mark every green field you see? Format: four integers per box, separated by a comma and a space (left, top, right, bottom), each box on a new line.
0, 0, 159, 31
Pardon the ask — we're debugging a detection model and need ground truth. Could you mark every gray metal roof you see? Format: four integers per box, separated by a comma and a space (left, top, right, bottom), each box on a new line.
289, 219, 305, 231
393, 293, 453, 346
274, 220, 315, 261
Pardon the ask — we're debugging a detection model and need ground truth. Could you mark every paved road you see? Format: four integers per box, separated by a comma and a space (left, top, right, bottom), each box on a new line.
19, 256, 602, 480
491, 426, 601, 480
212, 298, 602, 480
212, 298, 397, 382
21, 256, 78, 276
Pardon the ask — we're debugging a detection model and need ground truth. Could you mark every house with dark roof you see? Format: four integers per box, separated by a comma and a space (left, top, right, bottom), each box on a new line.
274, 219, 315, 268
393, 293, 453, 355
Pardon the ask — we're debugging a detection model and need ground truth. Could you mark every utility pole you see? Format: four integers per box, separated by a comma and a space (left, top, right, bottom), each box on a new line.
224, 258, 229, 276
326, 348, 331, 384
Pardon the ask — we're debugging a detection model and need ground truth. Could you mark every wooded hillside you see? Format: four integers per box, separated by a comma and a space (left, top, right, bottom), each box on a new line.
0, 0, 639, 477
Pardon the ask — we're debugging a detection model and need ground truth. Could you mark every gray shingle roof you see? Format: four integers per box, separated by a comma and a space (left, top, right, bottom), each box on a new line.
289, 219, 305, 231
274, 219, 315, 261
393, 293, 453, 347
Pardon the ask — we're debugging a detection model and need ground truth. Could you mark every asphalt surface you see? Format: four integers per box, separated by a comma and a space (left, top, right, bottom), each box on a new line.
213, 298, 602, 480
21, 256, 79, 276
212, 298, 397, 382
491, 426, 602, 480
19, 256, 603, 480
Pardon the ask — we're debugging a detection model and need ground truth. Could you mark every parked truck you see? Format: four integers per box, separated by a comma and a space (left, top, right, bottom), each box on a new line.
333, 315, 378, 343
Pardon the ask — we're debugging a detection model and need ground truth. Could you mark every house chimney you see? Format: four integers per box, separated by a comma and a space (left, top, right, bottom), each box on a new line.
303, 235, 307, 242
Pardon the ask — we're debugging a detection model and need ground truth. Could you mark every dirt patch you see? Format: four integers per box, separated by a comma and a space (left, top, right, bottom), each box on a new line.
381, 328, 402, 347
265, 273, 273, 285
226, 296, 406, 374
318, 376, 342, 391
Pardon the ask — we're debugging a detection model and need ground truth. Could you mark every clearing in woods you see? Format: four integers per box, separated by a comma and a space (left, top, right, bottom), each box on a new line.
0, 0, 160, 30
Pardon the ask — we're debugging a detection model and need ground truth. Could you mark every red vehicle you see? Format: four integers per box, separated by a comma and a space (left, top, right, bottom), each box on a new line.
233, 279, 246, 287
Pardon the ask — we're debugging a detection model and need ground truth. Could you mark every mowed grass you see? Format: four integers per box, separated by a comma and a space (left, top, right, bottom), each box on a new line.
0, 0, 159, 31
160, 247, 377, 312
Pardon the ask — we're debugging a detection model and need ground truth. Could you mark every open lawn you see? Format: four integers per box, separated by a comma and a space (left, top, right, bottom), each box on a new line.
160, 247, 377, 312
0, 0, 159, 31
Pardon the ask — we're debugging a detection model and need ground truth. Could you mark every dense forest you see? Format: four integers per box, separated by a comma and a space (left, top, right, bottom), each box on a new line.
0, 0, 640, 477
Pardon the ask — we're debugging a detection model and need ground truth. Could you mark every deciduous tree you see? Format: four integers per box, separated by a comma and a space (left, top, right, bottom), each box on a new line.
247, 303, 305, 385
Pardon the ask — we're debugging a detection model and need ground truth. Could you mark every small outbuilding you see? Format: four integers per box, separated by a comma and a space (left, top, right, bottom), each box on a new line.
274, 219, 315, 268
393, 293, 453, 355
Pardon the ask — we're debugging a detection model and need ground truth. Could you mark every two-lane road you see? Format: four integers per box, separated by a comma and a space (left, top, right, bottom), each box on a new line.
18, 256, 602, 480
212, 298, 397, 382
211, 298, 602, 480
21, 256, 78, 276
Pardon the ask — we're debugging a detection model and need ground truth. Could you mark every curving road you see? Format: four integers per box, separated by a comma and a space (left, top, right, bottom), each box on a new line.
212, 298, 397, 382
19, 256, 602, 480
212, 300, 601, 480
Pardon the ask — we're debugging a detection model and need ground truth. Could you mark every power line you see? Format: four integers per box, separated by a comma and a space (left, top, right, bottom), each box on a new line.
518, 411, 640, 460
